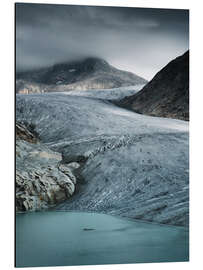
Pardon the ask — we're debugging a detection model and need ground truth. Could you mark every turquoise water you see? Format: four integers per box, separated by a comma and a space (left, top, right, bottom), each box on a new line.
16, 211, 189, 267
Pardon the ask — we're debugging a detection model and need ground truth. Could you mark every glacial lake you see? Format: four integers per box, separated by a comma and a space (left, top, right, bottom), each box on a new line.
15, 211, 189, 267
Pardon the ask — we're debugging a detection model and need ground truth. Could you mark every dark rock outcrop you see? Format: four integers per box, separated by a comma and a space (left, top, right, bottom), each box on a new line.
16, 123, 38, 143
16, 57, 147, 93
117, 51, 189, 121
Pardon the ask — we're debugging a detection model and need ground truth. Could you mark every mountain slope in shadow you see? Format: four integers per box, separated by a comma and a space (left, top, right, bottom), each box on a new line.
117, 51, 189, 121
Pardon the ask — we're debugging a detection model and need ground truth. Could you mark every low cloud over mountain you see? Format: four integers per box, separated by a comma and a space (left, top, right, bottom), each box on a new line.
16, 57, 147, 93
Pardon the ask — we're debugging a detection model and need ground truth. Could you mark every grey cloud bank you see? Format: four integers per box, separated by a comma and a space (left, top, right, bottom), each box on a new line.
16, 3, 189, 80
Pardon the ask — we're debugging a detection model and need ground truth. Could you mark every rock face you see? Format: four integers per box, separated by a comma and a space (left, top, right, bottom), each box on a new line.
16, 57, 147, 93
117, 51, 189, 121
16, 123, 79, 212
16, 123, 38, 143
16, 93, 189, 226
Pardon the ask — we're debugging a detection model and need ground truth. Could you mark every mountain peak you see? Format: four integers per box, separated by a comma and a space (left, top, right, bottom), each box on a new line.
51, 57, 111, 74
83, 57, 108, 64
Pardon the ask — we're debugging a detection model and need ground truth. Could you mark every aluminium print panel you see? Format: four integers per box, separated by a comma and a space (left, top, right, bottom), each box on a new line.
15, 2, 189, 267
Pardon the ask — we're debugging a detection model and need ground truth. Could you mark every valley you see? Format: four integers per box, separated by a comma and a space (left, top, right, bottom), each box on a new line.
16, 86, 189, 226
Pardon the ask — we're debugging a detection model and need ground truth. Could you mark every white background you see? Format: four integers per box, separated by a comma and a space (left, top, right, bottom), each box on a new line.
0, 0, 202, 269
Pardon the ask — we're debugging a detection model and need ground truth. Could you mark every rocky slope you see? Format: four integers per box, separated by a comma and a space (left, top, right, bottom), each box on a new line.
117, 51, 189, 121
16, 123, 80, 212
16, 92, 189, 226
16, 123, 38, 143
16, 57, 147, 94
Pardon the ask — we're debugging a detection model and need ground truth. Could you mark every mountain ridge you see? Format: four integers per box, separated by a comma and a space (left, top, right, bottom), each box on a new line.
16, 57, 147, 93
117, 51, 189, 121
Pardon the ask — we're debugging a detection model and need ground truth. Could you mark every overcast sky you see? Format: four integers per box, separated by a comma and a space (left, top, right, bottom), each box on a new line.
16, 3, 189, 80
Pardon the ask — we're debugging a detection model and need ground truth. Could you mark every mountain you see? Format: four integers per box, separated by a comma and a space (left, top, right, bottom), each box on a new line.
16, 57, 147, 93
117, 51, 189, 121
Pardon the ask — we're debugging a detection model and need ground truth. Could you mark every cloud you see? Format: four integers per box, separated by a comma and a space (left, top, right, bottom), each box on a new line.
15, 3, 189, 80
